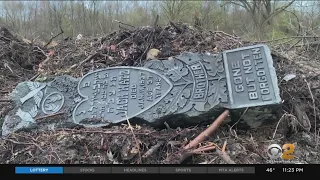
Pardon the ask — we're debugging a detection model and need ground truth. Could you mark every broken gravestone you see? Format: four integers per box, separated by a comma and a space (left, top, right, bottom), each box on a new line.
2, 44, 282, 136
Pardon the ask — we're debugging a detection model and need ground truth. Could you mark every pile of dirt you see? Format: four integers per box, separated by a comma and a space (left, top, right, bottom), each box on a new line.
0, 27, 46, 90
35, 23, 254, 78
0, 23, 319, 164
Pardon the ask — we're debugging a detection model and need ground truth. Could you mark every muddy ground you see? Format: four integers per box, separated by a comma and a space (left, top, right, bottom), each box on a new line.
0, 23, 319, 164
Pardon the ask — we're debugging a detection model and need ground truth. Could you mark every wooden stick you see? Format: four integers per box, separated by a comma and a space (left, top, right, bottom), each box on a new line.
68, 53, 99, 71
29, 73, 40, 81
305, 79, 318, 147
35, 112, 65, 121
178, 145, 217, 163
126, 115, 142, 164
183, 110, 230, 150
114, 20, 135, 28
169, 21, 182, 33
44, 26, 63, 47
0, 99, 11, 102
154, 14, 159, 28
216, 149, 236, 164
222, 140, 227, 152
193, 146, 216, 154
142, 141, 164, 159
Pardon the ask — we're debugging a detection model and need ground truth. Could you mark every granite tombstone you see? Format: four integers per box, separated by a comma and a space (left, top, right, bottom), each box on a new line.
2, 44, 282, 136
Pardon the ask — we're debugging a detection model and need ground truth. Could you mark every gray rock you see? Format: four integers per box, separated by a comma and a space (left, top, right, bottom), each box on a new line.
2, 75, 82, 136
2, 44, 282, 136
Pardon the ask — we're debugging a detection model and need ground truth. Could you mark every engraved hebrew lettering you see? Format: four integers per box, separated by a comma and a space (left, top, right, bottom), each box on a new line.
73, 67, 173, 126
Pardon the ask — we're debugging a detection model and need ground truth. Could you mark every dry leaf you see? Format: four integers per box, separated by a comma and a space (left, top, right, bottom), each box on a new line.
146, 48, 160, 60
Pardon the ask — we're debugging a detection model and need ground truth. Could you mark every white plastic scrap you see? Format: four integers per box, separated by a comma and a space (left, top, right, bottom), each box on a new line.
283, 74, 296, 82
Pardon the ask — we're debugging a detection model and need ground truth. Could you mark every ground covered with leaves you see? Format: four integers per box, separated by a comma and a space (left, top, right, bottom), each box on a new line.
0, 23, 319, 164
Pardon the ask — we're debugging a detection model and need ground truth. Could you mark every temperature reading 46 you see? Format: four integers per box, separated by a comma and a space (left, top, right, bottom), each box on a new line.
266, 168, 275, 173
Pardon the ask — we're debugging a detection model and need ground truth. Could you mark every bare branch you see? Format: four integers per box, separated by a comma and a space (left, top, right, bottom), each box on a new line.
221, 1, 246, 9
44, 25, 63, 48
262, 0, 295, 26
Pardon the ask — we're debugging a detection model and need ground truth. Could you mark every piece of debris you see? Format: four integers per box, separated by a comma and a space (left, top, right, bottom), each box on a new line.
283, 74, 296, 82
293, 103, 311, 131
146, 48, 160, 60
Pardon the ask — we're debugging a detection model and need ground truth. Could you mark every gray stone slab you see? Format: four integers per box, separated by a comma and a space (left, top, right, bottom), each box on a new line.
223, 44, 281, 109
73, 67, 173, 126
2, 76, 82, 136
71, 51, 231, 127
2, 45, 282, 136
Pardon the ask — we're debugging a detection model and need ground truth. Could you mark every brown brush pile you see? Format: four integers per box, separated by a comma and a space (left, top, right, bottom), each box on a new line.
0, 23, 319, 164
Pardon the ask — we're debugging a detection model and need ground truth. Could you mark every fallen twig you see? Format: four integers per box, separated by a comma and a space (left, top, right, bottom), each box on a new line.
59, 128, 155, 136
169, 21, 182, 33
293, 103, 311, 131
137, 16, 159, 62
44, 26, 63, 48
251, 36, 320, 43
183, 110, 230, 150
305, 79, 318, 147
0, 35, 12, 42
68, 53, 99, 71
230, 107, 249, 131
272, 113, 286, 140
35, 112, 65, 121
37, 56, 50, 72
177, 144, 219, 163
211, 30, 239, 39
115, 20, 135, 28
2, 137, 44, 152
163, 122, 172, 130
4, 62, 14, 74
33, 46, 47, 56
142, 141, 164, 159
116, 33, 135, 46
216, 149, 236, 164
118, 25, 131, 31
0, 99, 11, 102
154, 15, 159, 28
193, 145, 217, 154
169, 110, 230, 164
29, 73, 40, 81
126, 115, 142, 164
222, 140, 227, 152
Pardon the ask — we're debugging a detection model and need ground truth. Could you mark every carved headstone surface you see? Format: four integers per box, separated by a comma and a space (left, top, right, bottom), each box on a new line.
223, 46, 280, 108
2, 44, 282, 136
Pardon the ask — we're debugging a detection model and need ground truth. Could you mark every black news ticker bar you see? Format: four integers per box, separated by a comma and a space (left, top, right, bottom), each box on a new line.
14, 166, 255, 174
6, 165, 312, 175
